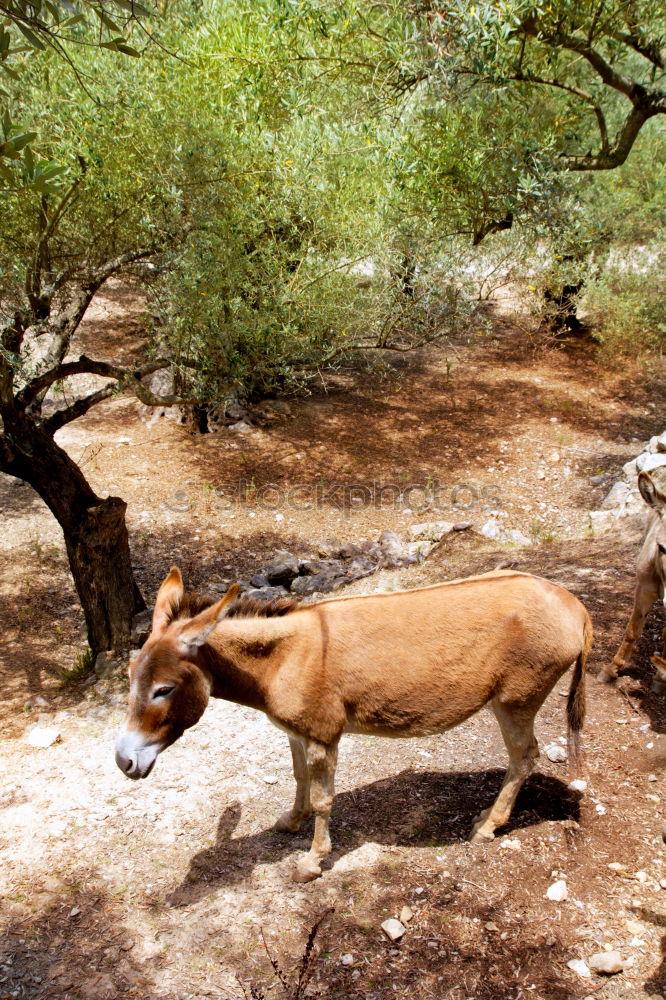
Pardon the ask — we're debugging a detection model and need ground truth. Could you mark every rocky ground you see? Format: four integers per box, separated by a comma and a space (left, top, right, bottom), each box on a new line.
2, 286, 666, 1000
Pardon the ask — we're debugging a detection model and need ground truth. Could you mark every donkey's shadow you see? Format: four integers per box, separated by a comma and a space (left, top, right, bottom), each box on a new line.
168, 767, 580, 906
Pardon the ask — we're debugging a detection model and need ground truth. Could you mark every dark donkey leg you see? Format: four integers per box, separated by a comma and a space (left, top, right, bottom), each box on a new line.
275, 736, 312, 833
294, 738, 339, 882
607, 582, 658, 681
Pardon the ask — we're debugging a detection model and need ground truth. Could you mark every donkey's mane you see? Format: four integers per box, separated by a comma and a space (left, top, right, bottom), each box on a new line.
166, 591, 298, 625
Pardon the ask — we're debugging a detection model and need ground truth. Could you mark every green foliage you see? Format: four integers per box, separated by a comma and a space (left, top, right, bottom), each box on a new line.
584, 245, 666, 357
61, 646, 94, 686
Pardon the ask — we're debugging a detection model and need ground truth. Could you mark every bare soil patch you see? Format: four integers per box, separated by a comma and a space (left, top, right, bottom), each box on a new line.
2, 288, 666, 1000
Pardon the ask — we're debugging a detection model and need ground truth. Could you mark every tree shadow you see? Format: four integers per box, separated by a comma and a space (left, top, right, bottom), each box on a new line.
0, 881, 169, 1000
168, 767, 580, 907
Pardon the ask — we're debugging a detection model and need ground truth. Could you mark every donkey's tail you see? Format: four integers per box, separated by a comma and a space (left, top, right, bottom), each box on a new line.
567, 610, 593, 769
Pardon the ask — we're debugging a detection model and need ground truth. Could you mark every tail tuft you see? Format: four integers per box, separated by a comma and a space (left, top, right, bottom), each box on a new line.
567, 611, 592, 770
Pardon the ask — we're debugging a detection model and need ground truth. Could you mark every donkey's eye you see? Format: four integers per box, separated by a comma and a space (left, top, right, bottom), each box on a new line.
152, 685, 175, 700
659, 544, 666, 556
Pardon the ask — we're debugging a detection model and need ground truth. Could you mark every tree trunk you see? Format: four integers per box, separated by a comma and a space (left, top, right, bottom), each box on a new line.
0, 413, 144, 655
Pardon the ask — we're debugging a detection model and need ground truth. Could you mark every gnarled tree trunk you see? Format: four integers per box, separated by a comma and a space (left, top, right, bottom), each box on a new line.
1, 410, 144, 655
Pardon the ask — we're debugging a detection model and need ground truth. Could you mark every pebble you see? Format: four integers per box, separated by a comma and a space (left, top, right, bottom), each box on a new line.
26, 726, 61, 748
546, 879, 568, 902
567, 959, 591, 978
340, 954, 354, 966
568, 779, 587, 792
498, 838, 521, 851
262, 775, 278, 784
588, 951, 624, 975
635, 871, 648, 883
399, 905, 414, 924
381, 919, 406, 941
545, 743, 567, 763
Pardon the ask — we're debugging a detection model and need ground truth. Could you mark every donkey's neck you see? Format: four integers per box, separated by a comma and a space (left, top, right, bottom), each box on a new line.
201, 621, 286, 711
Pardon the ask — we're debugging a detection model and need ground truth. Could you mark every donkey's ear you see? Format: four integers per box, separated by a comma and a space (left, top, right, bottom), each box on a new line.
639, 472, 666, 514
151, 566, 185, 637
178, 583, 241, 653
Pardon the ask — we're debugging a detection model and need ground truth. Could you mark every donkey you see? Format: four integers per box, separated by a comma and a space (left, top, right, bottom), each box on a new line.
606, 470, 666, 683
115, 567, 592, 882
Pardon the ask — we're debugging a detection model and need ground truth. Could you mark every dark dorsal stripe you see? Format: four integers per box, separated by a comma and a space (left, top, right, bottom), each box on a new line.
165, 591, 298, 626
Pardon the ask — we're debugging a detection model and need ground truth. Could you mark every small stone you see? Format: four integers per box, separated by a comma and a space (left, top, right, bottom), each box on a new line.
399, 905, 414, 924
568, 779, 587, 792
69, 907, 80, 918
26, 694, 50, 709
607, 862, 625, 871
588, 951, 624, 975
262, 775, 278, 785
407, 521, 453, 542
547, 451, 560, 464
94, 650, 124, 679
452, 521, 473, 531
498, 838, 521, 851
381, 919, 406, 941
537, 469, 546, 480
635, 871, 648, 883
228, 420, 253, 434
26, 726, 61, 748
567, 959, 591, 979
660, 879, 666, 890
626, 919, 644, 935
545, 743, 567, 763
340, 954, 354, 966
480, 518, 501, 540
546, 879, 568, 902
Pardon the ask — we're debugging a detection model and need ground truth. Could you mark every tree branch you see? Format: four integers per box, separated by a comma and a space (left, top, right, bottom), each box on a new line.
19, 355, 174, 407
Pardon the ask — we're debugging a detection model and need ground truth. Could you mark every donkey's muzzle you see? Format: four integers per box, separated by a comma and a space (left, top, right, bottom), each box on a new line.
115, 730, 159, 780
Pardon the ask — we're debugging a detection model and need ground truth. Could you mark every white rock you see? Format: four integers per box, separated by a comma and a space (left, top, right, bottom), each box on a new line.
480, 518, 501, 540
635, 871, 648, 883
26, 726, 61, 748
546, 879, 568, 902
506, 529, 532, 546
588, 951, 624, 975
601, 481, 631, 509
545, 743, 567, 763
262, 775, 278, 784
636, 453, 666, 473
407, 521, 453, 542
228, 420, 253, 434
341, 954, 354, 966
626, 919, 644, 935
498, 838, 522, 851
567, 959, 591, 979
399, 905, 414, 924
588, 510, 618, 535
381, 919, 406, 941
568, 779, 587, 792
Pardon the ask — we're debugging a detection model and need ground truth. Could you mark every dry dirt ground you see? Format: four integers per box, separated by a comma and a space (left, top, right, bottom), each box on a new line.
3, 287, 666, 1000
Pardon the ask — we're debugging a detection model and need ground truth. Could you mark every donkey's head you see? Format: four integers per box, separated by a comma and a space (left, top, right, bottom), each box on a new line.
639, 470, 666, 570
115, 568, 239, 780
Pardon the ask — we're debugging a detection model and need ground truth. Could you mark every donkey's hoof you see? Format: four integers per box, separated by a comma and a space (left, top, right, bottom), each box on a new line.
469, 828, 495, 845
599, 667, 618, 684
293, 858, 322, 883
275, 811, 304, 833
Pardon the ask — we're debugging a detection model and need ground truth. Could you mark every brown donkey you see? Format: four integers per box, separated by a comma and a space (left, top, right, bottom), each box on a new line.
606, 470, 666, 683
116, 567, 592, 882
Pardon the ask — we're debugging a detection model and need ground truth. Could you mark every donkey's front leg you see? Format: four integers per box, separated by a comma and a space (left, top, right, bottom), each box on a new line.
606, 583, 658, 681
275, 736, 312, 833
294, 739, 339, 883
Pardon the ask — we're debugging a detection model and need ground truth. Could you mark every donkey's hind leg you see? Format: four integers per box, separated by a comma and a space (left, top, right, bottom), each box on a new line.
469, 701, 539, 844
294, 739, 339, 883
275, 736, 312, 833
